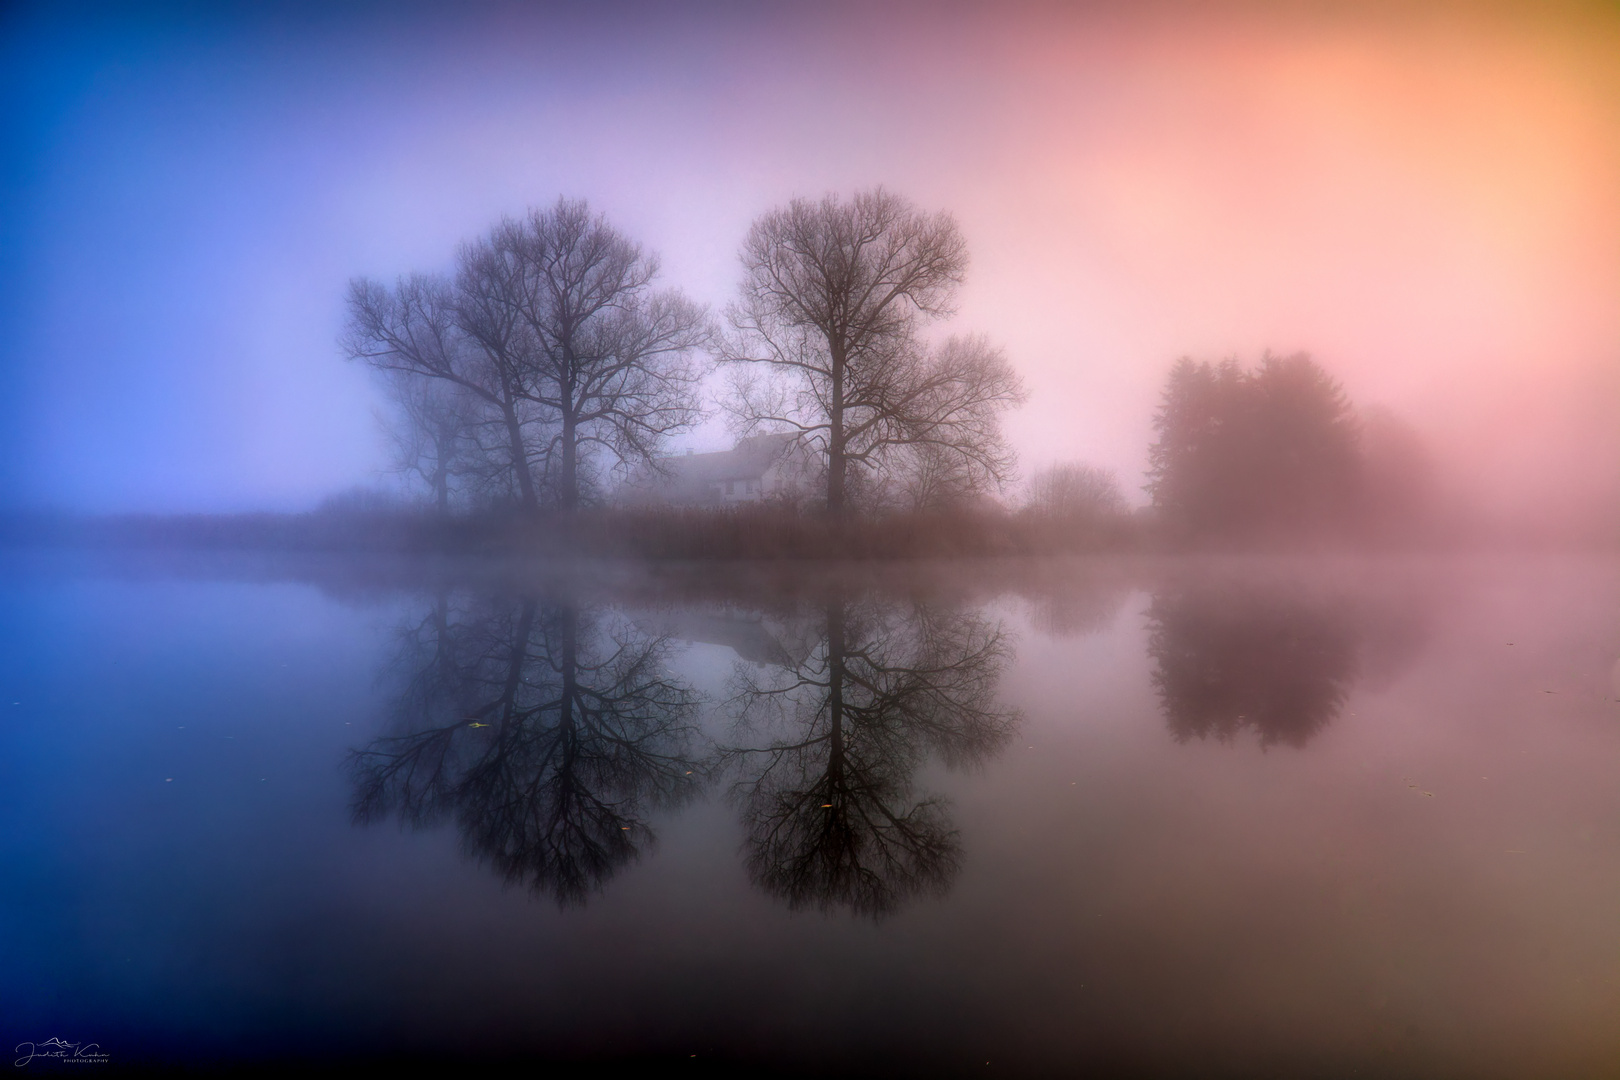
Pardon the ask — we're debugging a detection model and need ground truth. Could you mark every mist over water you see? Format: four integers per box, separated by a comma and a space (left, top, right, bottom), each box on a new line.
2, 551, 1617, 1074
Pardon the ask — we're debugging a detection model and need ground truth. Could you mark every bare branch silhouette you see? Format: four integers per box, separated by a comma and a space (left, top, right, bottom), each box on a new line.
717, 591, 1018, 917
350, 595, 705, 906
344, 199, 709, 510
717, 189, 1024, 515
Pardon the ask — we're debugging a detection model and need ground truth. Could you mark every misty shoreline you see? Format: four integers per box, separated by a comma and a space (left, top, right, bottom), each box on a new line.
0, 505, 1609, 568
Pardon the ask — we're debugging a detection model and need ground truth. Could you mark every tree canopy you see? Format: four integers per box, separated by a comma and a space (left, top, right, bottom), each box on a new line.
349, 594, 704, 906
719, 188, 1024, 514
343, 199, 708, 511
717, 590, 1017, 917
1146, 352, 1361, 540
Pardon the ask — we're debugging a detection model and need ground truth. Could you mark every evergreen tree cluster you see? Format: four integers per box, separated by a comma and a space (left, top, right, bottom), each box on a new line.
1146, 353, 1362, 540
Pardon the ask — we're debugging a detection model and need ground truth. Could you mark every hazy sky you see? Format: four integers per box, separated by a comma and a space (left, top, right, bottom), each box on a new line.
4, 1, 1617, 517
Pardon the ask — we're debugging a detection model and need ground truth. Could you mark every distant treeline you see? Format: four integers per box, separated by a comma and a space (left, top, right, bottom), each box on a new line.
346, 189, 1022, 518
12, 184, 1524, 556
330, 181, 1467, 554
1, 502, 1135, 560
1146, 352, 1441, 545
5, 342, 1500, 557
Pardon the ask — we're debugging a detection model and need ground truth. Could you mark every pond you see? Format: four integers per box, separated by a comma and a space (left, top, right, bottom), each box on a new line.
3, 551, 1617, 1076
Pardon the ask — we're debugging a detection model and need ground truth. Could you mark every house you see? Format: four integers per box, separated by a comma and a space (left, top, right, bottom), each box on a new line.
617, 432, 814, 506
633, 607, 820, 667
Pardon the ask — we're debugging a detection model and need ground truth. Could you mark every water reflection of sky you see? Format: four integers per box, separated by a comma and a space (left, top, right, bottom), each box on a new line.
1, 554, 1617, 1073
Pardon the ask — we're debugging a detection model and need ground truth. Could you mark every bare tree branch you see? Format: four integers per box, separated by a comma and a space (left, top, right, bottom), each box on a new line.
342, 199, 711, 511
717, 188, 1023, 514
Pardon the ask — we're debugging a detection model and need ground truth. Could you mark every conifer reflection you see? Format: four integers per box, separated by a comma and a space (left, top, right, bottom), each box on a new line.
719, 594, 1018, 918
349, 594, 703, 905
1147, 585, 1375, 748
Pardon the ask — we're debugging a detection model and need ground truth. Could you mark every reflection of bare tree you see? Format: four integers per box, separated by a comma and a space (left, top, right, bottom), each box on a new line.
349, 595, 703, 906
1147, 582, 1426, 748
719, 594, 1018, 918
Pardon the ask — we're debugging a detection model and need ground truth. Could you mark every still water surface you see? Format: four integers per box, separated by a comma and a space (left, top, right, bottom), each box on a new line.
3, 553, 1617, 1075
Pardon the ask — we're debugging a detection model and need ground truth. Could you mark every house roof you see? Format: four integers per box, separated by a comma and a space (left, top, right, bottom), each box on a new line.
664, 432, 798, 484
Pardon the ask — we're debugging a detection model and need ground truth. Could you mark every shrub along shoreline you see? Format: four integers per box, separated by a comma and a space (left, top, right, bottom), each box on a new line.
0, 505, 1143, 560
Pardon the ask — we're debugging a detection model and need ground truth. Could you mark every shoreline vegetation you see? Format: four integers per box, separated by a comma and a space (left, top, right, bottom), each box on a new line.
1, 501, 1607, 563
0, 504, 1133, 560
18, 195, 1610, 556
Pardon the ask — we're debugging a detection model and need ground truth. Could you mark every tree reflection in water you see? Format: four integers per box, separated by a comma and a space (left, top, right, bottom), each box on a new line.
719, 593, 1018, 918
349, 594, 704, 906
1147, 581, 1425, 748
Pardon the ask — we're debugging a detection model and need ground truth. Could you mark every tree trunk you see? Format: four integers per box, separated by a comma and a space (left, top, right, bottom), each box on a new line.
499, 599, 538, 724
432, 448, 450, 515
432, 590, 452, 680
559, 604, 578, 735
502, 402, 537, 509
557, 353, 580, 512
825, 596, 845, 784
827, 346, 847, 516
561, 409, 578, 513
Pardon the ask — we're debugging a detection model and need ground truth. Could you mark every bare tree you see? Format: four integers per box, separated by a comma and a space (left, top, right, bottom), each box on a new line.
1024, 462, 1127, 520
345, 272, 543, 506
377, 370, 483, 512
485, 201, 710, 509
716, 590, 1019, 917
350, 595, 705, 907
343, 199, 709, 511
719, 188, 1025, 516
